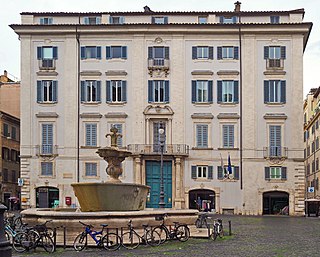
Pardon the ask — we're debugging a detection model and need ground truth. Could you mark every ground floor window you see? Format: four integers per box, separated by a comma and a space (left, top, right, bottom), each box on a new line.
189, 189, 215, 212
36, 187, 59, 208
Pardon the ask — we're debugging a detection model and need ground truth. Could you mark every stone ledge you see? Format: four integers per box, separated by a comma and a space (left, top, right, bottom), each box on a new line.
36, 112, 59, 118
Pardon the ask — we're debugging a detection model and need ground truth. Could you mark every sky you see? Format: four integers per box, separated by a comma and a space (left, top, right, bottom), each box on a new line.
1, 0, 319, 97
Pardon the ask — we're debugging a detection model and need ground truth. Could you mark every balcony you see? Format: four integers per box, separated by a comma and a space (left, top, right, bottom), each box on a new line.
39, 59, 56, 70
266, 59, 284, 70
148, 58, 170, 77
36, 145, 58, 157
263, 146, 288, 159
127, 144, 189, 156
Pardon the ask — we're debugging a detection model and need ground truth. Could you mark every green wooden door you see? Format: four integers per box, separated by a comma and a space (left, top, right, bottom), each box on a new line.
146, 160, 172, 208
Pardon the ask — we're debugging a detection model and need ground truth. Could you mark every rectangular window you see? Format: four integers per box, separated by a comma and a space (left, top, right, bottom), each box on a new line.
41, 162, 53, 176
40, 17, 53, 25
83, 16, 101, 24
11, 170, 16, 184
192, 46, 213, 60
11, 126, 16, 140
217, 46, 239, 60
106, 80, 127, 103
80, 46, 101, 59
196, 124, 208, 148
109, 16, 125, 24
217, 80, 239, 103
270, 16, 280, 24
152, 17, 168, 24
264, 46, 286, 68
220, 16, 237, 24
85, 163, 97, 176
3, 123, 9, 137
148, 47, 169, 66
42, 124, 53, 155
191, 80, 213, 103
37, 80, 58, 103
265, 167, 287, 180
111, 124, 123, 147
148, 80, 169, 103
3, 169, 8, 182
223, 125, 234, 148
269, 125, 281, 157
264, 80, 286, 103
37, 46, 58, 69
198, 16, 207, 24
80, 80, 101, 103
2, 147, 9, 160
191, 166, 213, 179
217, 166, 240, 180
106, 46, 127, 59
85, 123, 97, 147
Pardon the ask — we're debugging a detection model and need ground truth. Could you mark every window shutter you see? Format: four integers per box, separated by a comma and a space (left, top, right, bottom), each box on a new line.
48, 18, 53, 25
191, 166, 197, 179
151, 17, 155, 24
208, 166, 213, 179
234, 166, 239, 180
148, 47, 153, 59
164, 17, 168, 24
122, 46, 127, 59
234, 46, 239, 59
106, 46, 111, 59
234, 81, 239, 103
218, 166, 223, 180
164, 81, 169, 103
219, 16, 224, 23
281, 46, 286, 59
264, 81, 269, 103
264, 46, 269, 59
122, 81, 127, 102
84, 17, 89, 24
148, 80, 153, 102
96, 47, 101, 59
217, 47, 222, 60
85, 124, 91, 146
192, 81, 196, 103
280, 81, 286, 103
217, 81, 222, 103
53, 47, 58, 59
232, 16, 237, 23
265, 167, 270, 180
37, 81, 42, 102
120, 17, 125, 24
208, 80, 213, 103
208, 47, 214, 60
192, 47, 197, 59
37, 47, 42, 60
106, 80, 111, 102
165, 47, 169, 59
52, 81, 57, 102
223, 125, 228, 148
92, 124, 97, 146
80, 46, 86, 59
40, 18, 44, 25
96, 17, 101, 24
96, 81, 101, 102
281, 167, 287, 180
80, 81, 86, 102
109, 16, 113, 24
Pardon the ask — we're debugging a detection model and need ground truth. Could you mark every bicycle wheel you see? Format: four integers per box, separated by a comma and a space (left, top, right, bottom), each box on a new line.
146, 230, 161, 246
152, 226, 168, 244
73, 232, 87, 251
46, 227, 55, 238
12, 232, 29, 253
41, 234, 55, 253
14, 217, 23, 230
195, 218, 201, 228
5, 231, 11, 243
210, 225, 218, 241
217, 224, 224, 238
121, 231, 140, 249
176, 225, 190, 242
101, 233, 121, 251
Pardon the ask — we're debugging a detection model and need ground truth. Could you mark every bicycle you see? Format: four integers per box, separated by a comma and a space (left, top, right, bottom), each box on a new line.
73, 221, 121, 251
152, 214, 190, 244
210, 219, 224, 241
32, 220, 54, 239
195, 213, 209, 228
121, 220, 161, 249
4, 220, 30, 252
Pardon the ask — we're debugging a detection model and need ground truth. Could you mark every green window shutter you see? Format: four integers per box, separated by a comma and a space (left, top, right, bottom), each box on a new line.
281, 167, 287, 180
265, 167, 270, 180
208, 166, 213, 179
217, 166, 223, 180
191, 166, 197, 179
234, 166, 239, 180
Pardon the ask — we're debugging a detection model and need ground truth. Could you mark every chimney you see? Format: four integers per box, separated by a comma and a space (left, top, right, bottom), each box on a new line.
4, 70, 7, 77
143, 6, 152, 13
234, 1, 241, 12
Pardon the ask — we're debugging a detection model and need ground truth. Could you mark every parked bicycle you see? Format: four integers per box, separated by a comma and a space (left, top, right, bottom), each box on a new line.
73, 221, 121, 251
32, 220, 54, 239
195, 213, 209, 228
210, 219, 224, 241
121, 220, 161, 249
4, 220, 30, 252
152, 214, 190, 244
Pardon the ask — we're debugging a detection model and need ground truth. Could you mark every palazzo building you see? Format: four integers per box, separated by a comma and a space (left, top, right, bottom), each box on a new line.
11, 3, 311, 215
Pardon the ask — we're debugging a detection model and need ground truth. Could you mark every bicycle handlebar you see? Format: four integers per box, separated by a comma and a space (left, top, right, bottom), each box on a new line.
79, 221, 93, 228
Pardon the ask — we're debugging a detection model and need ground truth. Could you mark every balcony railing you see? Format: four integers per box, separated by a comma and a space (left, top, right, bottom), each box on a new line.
127, 144, 189, 156
263, 146, 288, 159
148, 58, 170, 77
39, 59, 56, 70
36, 145, 58, 156
266, 59, 284, 70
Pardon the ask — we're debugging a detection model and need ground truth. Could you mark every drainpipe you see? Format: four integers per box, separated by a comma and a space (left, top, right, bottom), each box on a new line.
76, 17, 80, 182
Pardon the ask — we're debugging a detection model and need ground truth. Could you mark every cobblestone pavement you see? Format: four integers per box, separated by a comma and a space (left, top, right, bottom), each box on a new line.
12, 215, 320, 257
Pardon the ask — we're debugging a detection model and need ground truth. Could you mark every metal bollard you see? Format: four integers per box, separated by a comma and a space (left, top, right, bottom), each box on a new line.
0, 204, 12, 257
53, 227, 57, 248
228, 220, 232, 236
63, 226, 66, 249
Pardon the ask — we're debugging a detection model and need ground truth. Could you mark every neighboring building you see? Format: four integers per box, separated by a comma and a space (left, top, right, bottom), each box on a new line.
304, 88, 320, 200
11, 3, 311, 215
0, 70, 20, 208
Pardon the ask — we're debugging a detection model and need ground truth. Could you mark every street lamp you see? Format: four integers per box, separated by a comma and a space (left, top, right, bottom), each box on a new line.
159, 128, 166, 209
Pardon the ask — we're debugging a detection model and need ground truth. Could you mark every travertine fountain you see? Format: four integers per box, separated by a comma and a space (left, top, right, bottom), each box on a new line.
71, 127, 150, 211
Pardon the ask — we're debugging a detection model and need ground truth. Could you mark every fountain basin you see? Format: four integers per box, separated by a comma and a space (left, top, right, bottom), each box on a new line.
71, 182, 150, 212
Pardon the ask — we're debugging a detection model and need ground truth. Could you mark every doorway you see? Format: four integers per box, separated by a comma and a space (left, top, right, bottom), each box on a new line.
263, 191, 289, 215
36, 187, 59, 208
189, 189, 215, 212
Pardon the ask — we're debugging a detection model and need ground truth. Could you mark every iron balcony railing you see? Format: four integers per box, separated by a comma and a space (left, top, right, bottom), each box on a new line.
36, 145, 58, 156
127, 144, 189, 156
263, 146, 288, 158
39, 59, 56, 70
266, 59, 284, 70
148, 58, 170, 69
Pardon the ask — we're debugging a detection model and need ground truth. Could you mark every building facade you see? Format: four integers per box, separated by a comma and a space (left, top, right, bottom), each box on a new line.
11, 3, 311, 214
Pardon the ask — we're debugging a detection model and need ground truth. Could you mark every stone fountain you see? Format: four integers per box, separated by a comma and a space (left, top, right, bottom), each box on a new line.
71, 127, 150, 211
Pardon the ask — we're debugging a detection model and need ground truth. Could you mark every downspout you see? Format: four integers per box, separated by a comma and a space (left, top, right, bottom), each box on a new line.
76, 17, 80, 182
